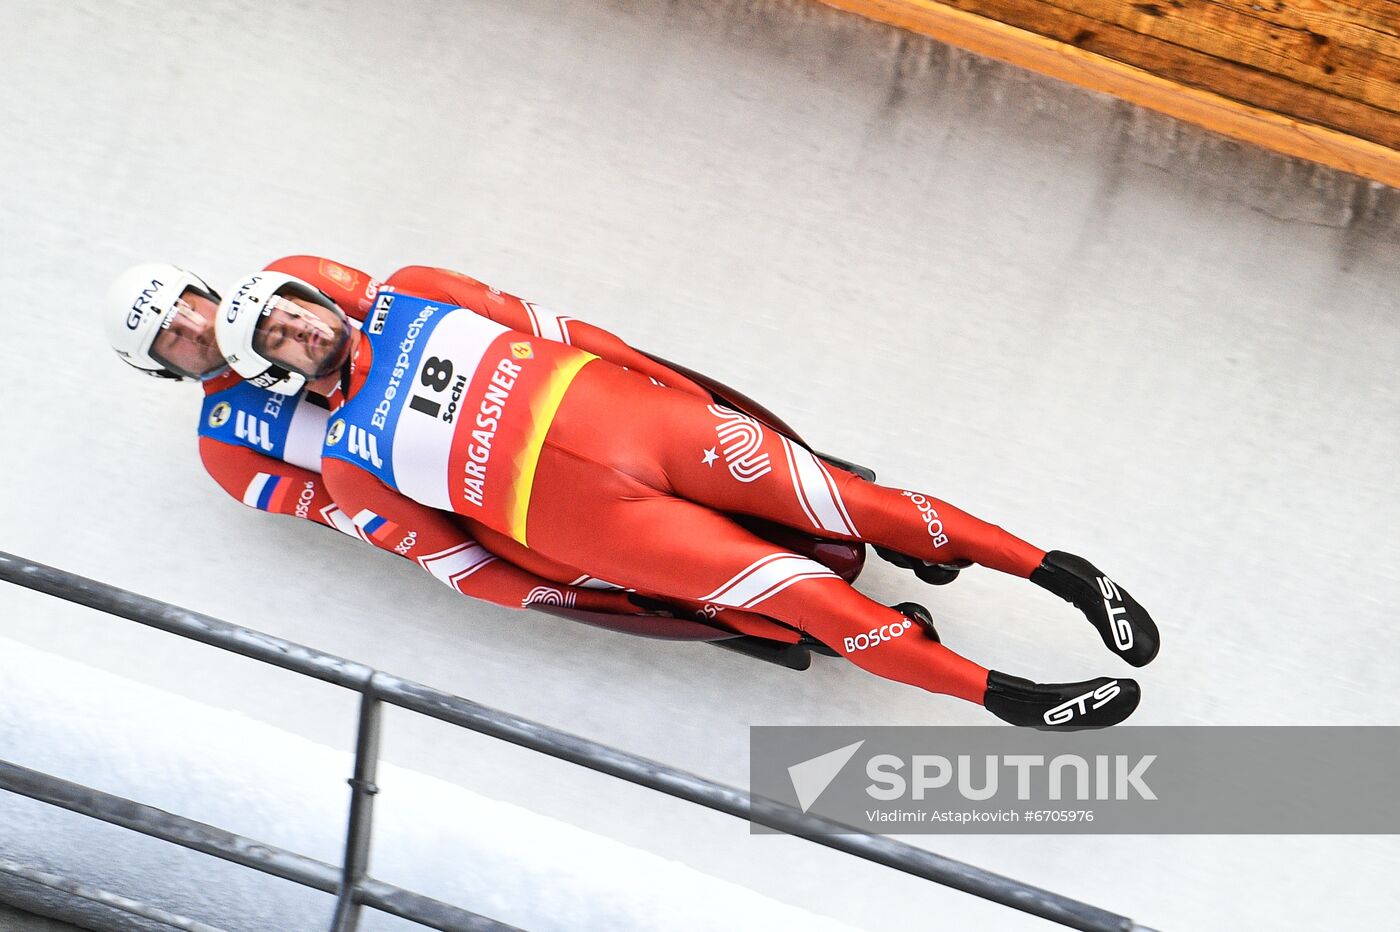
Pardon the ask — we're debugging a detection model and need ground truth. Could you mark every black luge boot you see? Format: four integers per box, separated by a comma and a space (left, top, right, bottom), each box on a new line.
873, 545, 963, 585
893, 601, 939, 642
1030, 551, 1160, 667
984, 671, 1140, 729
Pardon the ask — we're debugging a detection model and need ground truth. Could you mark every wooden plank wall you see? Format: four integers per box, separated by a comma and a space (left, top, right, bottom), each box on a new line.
815, 0, 1400, 188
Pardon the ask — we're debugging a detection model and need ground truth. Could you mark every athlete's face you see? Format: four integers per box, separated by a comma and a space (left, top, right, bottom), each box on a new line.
253, 295, 351, 379
149, 288, 226, 380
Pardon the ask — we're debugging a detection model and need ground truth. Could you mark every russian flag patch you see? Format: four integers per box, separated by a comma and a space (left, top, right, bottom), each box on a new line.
352, 509, 400, 543
243, 473, 294, 512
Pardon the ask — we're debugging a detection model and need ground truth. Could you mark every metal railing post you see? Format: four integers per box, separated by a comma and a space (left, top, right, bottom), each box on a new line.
330, 685, 385, 932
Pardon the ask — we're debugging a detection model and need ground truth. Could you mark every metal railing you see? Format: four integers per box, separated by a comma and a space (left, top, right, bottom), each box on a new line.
0, 551, 1152, 932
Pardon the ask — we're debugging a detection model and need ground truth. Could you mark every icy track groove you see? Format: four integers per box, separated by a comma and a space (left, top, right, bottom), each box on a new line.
1, 1, 1397, 929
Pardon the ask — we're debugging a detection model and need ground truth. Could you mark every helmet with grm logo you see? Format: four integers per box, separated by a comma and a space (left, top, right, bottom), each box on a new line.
105, 263, 226, 380
216, 270, 349, 395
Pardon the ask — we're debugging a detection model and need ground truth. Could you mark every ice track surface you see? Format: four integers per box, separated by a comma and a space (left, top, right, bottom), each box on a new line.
2, 1, 1398, 929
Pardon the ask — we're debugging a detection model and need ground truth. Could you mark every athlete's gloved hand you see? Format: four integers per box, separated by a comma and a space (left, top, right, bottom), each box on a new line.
626, 593, 679, 615
892, 601, 939, 642
1030, 551, 1160, 667
572, 588, 662, 615
873, 546, 965, 585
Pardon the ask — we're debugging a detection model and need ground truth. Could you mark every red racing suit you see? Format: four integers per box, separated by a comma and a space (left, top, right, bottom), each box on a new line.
193, 258, 645, 615
304, 258, 1049, 705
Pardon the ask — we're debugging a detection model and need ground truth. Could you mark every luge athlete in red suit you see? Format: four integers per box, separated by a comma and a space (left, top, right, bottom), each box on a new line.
216, 258, 1160, 728
103, 263, 660, 616
105, 261, 859, 645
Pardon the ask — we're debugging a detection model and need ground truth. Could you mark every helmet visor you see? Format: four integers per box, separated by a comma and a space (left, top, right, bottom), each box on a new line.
149, 297, 228, 380
252, 295, 350, 380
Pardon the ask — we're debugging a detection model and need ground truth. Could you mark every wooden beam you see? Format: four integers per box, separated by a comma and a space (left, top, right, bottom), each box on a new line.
814, 0, 1400, 188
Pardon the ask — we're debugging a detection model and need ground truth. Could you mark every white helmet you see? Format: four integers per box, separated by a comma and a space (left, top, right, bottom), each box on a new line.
105, 263, 225, 380
216, 270, 349, 395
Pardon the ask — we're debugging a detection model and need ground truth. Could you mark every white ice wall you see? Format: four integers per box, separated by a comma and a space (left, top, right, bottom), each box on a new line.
1, 1, 1398, 930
